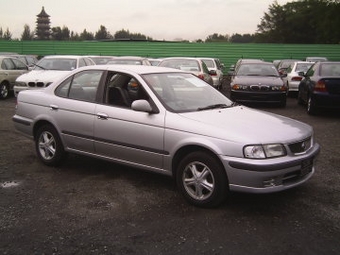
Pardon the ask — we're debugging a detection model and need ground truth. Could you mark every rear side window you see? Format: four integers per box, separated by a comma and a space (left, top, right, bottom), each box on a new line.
2, 58, 15, 70
55, 70, 104, 102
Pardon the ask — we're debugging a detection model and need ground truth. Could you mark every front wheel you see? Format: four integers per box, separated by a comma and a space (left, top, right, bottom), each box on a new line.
35, 125, 65, 166
0, 82, 9, 99
176, 151, 228, 207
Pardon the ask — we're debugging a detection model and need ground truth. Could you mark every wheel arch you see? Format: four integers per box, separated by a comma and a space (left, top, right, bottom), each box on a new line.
33, 120, 59, 140
171, 145, 225, 178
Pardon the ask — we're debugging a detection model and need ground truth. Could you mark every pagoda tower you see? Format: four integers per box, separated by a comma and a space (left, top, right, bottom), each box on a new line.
35, 6, 51, 40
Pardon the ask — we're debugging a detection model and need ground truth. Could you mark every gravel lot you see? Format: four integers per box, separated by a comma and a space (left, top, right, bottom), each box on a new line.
1, 86, 340, 255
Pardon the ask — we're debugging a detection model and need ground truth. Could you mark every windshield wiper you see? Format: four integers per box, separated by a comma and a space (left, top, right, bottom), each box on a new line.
198, 104, 230, 111
32, 63, 47, 70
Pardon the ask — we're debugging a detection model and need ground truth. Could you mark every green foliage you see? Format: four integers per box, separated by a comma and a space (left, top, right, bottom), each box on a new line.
256, 0, 340, 43
95, 25, 113, 40
114, 29, 152, 41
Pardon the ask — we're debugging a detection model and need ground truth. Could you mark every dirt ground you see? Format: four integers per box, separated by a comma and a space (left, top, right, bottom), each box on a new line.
1, 88, 340, 255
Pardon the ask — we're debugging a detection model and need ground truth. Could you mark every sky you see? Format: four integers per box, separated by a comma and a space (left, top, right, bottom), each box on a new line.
0, 0, 289, 41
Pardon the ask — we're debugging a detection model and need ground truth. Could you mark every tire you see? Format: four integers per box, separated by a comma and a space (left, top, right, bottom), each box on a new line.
297, 90, 304, 105
0, 82, 9, 99
35, 125, 65, 166
176, 151, 228, 208
307, 95, 317, 115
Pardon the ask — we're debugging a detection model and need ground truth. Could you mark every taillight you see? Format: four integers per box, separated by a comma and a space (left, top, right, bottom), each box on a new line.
197, 74, 205, 80
291, 76, 303, 81
314, 80, 327, 92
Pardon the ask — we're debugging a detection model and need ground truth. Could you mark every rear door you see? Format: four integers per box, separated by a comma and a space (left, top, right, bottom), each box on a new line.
52, 69, 104, 153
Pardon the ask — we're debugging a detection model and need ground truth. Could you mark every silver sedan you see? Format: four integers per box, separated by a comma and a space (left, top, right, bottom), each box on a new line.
13, 65, 320, 207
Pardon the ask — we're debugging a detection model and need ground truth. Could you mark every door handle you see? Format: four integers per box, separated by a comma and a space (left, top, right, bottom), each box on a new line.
97, 113, 108, 120
49, 104, 59, 110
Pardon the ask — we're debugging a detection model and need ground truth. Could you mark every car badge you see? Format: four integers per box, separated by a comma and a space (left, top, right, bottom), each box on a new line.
301, 142, 306, 150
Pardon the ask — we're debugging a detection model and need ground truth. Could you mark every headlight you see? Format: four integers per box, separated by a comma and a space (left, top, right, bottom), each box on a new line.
15, 82, 27, 87
244, 144, 286, 159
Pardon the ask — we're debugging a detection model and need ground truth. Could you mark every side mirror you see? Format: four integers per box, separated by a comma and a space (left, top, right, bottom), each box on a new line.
298, 71, 305, 77
131, 99, 154, 113
209, 70, 217, 75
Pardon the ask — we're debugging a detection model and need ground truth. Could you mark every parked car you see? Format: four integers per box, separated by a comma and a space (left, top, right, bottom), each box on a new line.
14, 55, 95, 97
277, 59, 300, 75
305, 57, 328, 62
13, 65, 320, 207
282, 61, 315, 95
199, 57, 224, 90
106, 56, 151, 66
159, 57, 213, 85
12, 55, 38, 68
298, 61, 340, 114
230, 61, 287, 106
229, 58, 264, 80
0, 56, 29, 99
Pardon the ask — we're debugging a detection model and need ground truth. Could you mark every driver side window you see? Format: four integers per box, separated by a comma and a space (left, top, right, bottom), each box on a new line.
105, 72, 149, 108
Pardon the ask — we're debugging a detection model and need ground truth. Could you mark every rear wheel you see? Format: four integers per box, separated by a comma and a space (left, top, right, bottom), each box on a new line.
0, 82, 9, 99
35, 125, 65, 166
307, 95, 317, 115
176, 151, 228, 208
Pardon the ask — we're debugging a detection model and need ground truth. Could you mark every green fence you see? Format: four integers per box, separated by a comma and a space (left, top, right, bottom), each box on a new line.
1, 40, 340, 73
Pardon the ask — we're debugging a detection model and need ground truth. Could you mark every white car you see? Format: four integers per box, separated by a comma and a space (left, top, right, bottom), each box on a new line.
14, 55, 95, 97
282, 61, 314, 94
13, 65, 320, 207
199, 58, 224, 90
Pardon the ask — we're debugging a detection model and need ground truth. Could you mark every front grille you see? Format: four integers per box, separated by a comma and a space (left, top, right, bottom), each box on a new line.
289, 137, 312, 154
250, 85, 271, 91
27, 82, 46, 88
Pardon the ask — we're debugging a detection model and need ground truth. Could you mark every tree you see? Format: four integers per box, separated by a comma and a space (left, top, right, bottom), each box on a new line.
21, 24, 34, 40
95, 25, 112, 40
256, 0, 340, 43
80, 29, 94, 41
114, 29, 151, 41
205, 33, 229, 42
230, 33, 255, 43
3, 28, 12, 40
51, 26, 70, 40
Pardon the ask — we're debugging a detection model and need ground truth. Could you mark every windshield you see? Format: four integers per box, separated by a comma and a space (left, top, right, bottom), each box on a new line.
34, 58, 77, 71
296, 63, 313, 73
142, 73, 233, 113
236, 64, 279, 77
159, 59, 201, 72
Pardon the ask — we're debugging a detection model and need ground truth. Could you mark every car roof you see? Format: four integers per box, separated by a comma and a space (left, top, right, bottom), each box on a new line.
161, 57, 201, 61
77, 64, 188, 75
41, 55, 91, 59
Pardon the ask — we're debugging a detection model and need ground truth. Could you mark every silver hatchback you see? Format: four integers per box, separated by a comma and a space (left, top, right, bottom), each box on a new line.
13, 65, 320, 207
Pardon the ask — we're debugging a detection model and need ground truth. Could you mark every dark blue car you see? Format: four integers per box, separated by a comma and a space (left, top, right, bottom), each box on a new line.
298, 61, 340, 114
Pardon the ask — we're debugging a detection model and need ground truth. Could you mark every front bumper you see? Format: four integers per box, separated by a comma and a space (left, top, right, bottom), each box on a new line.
231, 90, 286, 104
222, 143, 320, 193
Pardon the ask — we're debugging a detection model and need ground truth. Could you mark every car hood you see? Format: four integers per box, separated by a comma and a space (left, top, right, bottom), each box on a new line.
16, 70, 71, 83
232, 76, 283, 85
175, 106, 312, 144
